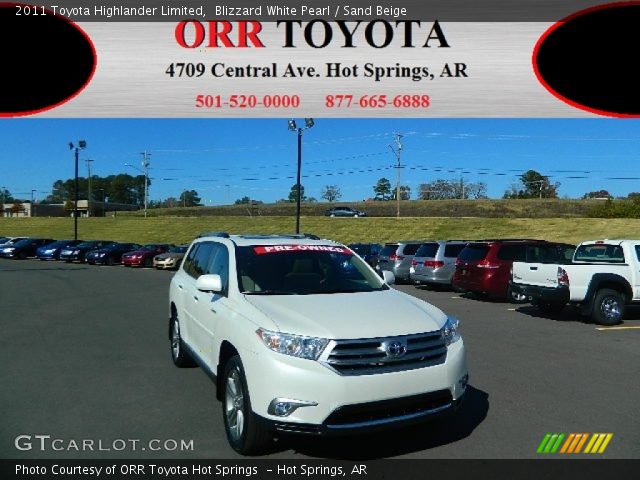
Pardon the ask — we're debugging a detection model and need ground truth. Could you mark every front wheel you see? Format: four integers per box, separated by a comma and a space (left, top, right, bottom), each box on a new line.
169, 314, 195, 367
222, 356, 272, 455
592, 288, 625, 326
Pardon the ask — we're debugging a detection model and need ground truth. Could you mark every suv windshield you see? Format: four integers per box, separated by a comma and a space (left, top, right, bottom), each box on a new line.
235, 245, 388, 295
170, 246, 187, 253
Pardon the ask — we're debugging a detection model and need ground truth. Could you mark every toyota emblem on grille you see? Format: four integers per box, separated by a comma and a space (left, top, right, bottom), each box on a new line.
383, 340, 407, 358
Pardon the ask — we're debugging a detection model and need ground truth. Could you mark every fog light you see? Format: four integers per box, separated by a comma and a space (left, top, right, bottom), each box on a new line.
268, 398, 318, 417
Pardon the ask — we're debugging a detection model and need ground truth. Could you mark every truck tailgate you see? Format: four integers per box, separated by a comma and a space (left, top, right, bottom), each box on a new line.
512, 262, 560, 288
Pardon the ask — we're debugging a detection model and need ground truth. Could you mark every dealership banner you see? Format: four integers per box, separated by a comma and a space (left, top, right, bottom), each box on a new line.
2, 0, 638, 117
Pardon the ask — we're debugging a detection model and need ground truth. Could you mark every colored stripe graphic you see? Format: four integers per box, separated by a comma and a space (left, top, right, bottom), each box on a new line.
538, 433, 613, 454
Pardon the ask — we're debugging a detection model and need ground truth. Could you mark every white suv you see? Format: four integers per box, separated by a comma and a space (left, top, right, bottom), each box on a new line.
169, 233, 468, 455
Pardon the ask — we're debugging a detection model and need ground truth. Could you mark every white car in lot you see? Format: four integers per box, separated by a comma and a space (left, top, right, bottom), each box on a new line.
168, 233, 468, 454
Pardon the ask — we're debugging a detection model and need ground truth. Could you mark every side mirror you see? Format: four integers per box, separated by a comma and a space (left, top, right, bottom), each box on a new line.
382, 270, 395, 285
196, 274, 223, 293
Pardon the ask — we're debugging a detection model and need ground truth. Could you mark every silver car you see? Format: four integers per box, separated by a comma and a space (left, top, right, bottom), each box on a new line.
410, 241, 468, 287
153, 245, 188, 270
377, 241, 425, 283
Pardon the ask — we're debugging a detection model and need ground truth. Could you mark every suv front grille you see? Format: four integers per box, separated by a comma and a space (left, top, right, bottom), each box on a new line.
321, 331, 447, 376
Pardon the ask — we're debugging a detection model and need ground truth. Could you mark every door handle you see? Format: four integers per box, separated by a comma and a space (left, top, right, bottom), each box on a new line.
530, 266, 538, 270
193, 295, 199, 301
178, 284, 183, 289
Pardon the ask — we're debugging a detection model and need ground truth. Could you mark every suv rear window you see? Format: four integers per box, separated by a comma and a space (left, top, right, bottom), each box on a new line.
444, 244, 465, 258
400, 244, 421, 256
525, 244, 575, 264
415, 243, 439, 258
380, 245, 399, 256
574, 244, 625, 263
458, 244, 489, 262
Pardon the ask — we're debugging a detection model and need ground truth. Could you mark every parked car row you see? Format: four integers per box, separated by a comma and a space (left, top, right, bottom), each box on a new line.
0, 236, 188, 270
365, 238, 576, 303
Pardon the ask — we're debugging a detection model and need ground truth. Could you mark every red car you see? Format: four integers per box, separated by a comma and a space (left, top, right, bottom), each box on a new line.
453, 240, 575, 302
122, 244, 172, 267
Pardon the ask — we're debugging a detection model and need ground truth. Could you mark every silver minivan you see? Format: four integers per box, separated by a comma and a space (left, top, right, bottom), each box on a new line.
410, 241, 468, 287
377, 241, 425, 283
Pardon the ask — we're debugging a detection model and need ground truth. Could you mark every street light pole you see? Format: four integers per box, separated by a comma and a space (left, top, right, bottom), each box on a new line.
288, 118, 314, 234
69, 140, 87, 240
1, 186, 5, 218
31, 189, 36, 217
140, 151, 151, 218
85, 158, 94, 217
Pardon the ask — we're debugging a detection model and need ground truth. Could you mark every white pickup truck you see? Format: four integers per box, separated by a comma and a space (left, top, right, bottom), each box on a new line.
511, 239, 640, 325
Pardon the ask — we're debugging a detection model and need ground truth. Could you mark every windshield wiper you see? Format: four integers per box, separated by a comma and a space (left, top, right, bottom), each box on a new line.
242, 290, 299, 295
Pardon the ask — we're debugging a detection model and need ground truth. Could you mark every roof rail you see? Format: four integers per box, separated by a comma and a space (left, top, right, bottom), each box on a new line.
196, 231, 230, 238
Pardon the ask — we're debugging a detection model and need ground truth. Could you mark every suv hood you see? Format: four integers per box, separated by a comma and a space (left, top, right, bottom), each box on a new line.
245, 289, 446, 339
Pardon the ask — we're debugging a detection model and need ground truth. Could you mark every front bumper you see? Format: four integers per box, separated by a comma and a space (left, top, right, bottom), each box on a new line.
258, 388, 464, 435
242, 338, 467, 429
154, 258, 177, 269
122, 258, 143, 266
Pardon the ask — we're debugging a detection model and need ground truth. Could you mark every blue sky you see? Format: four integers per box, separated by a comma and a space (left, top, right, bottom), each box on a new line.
1, 118, 640, 204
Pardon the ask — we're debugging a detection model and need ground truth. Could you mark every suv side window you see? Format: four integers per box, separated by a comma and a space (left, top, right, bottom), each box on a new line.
497, 245, 526, 261
206, 244, 230, 295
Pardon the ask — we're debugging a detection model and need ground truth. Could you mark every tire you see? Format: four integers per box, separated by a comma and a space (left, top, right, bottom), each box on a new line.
18, 252, 27, 260
169, 313, 196, 368
222, 356, 272, 455
106, 256, 114, 266
144, 258, 153, 268
508, 285, 529, 304
592, 288, 625, 326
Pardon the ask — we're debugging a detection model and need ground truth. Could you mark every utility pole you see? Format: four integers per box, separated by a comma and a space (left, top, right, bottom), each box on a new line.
1, 186, 5, 218
140, 151, 151, 218
389, 133, 403, 218
31, 189, 36, 217
460, 177, 465, 200
85, 158, 94, 217
69, 141, 87, 240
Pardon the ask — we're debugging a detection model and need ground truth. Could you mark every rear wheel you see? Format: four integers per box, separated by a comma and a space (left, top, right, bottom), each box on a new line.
592, 289, 624, 326
144, 258, 153, 268
106, 256, 114, 266
222, 356, 272, 455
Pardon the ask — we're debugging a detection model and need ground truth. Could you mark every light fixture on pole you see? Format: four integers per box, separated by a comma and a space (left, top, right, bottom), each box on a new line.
288, 118, 314, 234
69, 140, 87, 240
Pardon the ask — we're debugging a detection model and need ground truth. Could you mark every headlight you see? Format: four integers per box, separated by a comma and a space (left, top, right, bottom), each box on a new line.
3, 247, 14, 252
72, 250, 80, 254
98, 253, 106, 257
443, 316, 461, 345
256, 328, 329, 360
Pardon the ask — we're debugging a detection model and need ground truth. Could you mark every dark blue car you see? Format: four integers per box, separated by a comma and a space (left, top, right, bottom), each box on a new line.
36, 240, 83, 260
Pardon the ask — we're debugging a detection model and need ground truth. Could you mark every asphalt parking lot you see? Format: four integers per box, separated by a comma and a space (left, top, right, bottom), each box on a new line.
1, 260, 638, 459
